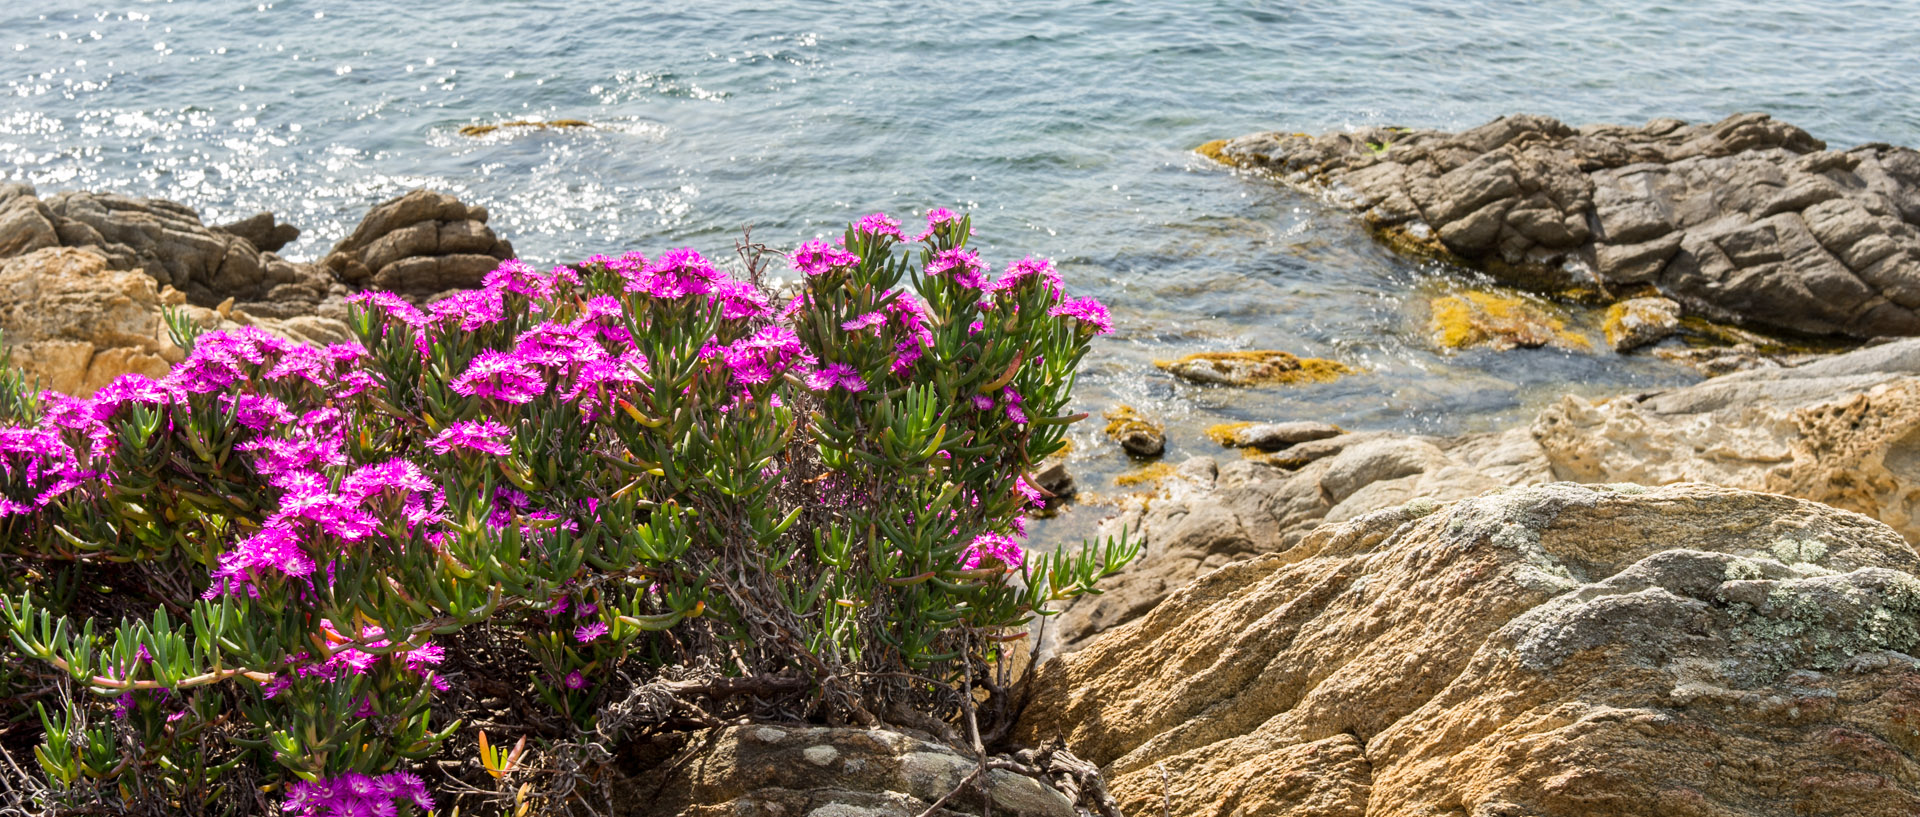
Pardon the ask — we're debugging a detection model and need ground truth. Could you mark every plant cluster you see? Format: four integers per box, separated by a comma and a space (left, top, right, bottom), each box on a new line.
0, 210, 1133, 815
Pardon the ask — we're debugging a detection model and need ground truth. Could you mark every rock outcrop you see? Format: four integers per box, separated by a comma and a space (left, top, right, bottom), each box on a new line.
1212, 113, 1920, 338
1019, 483, 1920, 817
0, 247, 354, 396
1068, 338, 1920, 650
1056, 427, 1554, 648
617, 725, 1075, 817
1537, 337, 1920, 542
0, 183, 334, 315
321, 189, 514, 297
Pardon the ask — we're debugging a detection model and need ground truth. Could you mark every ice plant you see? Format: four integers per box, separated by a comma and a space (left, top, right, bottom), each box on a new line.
0, 209, 1132, 815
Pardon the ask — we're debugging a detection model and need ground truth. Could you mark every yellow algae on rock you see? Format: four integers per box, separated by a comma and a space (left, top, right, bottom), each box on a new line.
1113, 462, 1179, 488
1194, 139, 1235, 165
1102, 405, 1166, 458
1156, 350, 1359, 387
1601, 296, 1682, 352
1205, 422, 1254, 447
1429, 290, 1593, 352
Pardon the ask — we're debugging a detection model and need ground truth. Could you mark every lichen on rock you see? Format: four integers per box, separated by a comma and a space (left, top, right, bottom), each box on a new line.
1429, 288, 1593, 351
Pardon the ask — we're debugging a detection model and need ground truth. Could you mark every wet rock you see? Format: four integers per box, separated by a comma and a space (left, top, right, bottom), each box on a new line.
1033, 460, 1077, 499
1653, 342, 1808, 376
321, 189, 513, 296
1019, 483, 1920, 817
615, 724, 1075, 817
1101, 405, 1166, 458
1428, 289, 1592, 351
1157, 350, 1357, 386
1603, 295, 1683, 351
1214, 113, 1920, 338
1222, 421, 1344, 451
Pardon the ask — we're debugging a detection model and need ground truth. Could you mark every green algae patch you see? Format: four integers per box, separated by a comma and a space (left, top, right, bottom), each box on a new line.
1429, 289, 1594, 352
460, 119, 596, 137
1157, 350, 1360, 387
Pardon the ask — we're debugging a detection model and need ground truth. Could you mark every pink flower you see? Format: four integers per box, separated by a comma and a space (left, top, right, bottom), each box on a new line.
450, 350, 546, 404
960, 531, 1024, 570
914, 207, 962, 241
991, 256, 1063, 297
564, 671, 587, 690
575, 621, 608, 643
807, 363, 867, 393
630, 248, 724, 299
841, 311, 886, 333
426, 419, 513, 457
712, 278, 770, 320
1049, 296, 1114, 335
925, 248, 987, 289
790, 239, 860, 276
854, 212, 905, 240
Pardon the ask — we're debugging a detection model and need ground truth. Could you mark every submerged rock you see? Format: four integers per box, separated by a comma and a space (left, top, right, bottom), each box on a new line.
1101, 405, 1166, 458
1019, 483, 1920, 817
1213, 113, 1920, 339
1603, 295, 1683, 351
1157, 350, 1357, 386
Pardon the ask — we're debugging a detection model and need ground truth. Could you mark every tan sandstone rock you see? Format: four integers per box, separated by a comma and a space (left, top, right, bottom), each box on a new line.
1018, 483, 1920, 817
1536, 337, 1920, 542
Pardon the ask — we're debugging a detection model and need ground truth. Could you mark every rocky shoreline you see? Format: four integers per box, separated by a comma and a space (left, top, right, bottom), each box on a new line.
1204, 113, 1920, 340
8, 132, 1920, 814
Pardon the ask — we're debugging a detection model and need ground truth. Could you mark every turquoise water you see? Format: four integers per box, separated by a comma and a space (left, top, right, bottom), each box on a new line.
5, 1, 1919, 531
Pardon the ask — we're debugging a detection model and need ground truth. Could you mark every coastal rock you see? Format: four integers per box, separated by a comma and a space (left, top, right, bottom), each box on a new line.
1224, 420, 1343, 451
1535, 337, 1920, 542
1018, 483, 1920, 817
321, 189, 514, 296
1604, 295, 1683, 351
1215, 113, 1920, 338
0, 247, 174, 395
1157, 350, 1357, 387
1101, 405, 1166, 458
1054, 427, 1553, 648
614, 724, 1075, 817
0, 248, 352, 395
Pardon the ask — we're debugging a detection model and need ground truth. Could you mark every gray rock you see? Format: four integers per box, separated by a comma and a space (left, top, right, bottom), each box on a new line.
1216, 113, 1920, 338
1231, 420, 1343, 450
323, 189, 513, 295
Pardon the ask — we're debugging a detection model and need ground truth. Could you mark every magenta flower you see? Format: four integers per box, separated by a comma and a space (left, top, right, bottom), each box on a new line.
220, 393, 296, 431
925, 248, 988, 289
341, 459, 434, 503
711, 277, 771, 320
790, 239, 861, 276
426, 419, 513, 457
575, 621, 608, 643
1015, 476, 1045, 509
630, 248, 724, 299
428, 288, 507, 331
992, 256, 1064, 297
724, 326, 816, 387
841, 311, 886, 333
960, 531, 1024, 570
450, 350, 546, 404
1049, 296, 1114, 335
854, 212, 905, 240
1002, 388, 1027, 424
914, 207, 961, 241
807, 363, 868, 393
564, 671, 587, 690
208, 525, 314, 597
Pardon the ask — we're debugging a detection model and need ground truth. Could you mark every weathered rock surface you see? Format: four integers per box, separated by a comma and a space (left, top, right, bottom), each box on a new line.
1215, 113, 1920, 338
0, 247, 352, 396
1537, 337, 1920, 543
1429, 288, 1593, 351
1055, 427, 1555, 648
1020, 483, 1920, 817
617, 725, 1075, 817
1226, 420, 1343, 451
321, 189, 513, 297
0, 183, 337, 315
